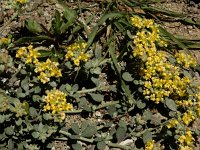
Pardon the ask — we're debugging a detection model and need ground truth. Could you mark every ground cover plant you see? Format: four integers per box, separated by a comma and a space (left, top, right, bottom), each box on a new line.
1, 0, 200, 149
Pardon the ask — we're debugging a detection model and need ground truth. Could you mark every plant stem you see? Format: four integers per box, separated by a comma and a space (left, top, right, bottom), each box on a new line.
106, 141, 131, 150
77, 87, 97, 94
59, 130, 94, 143
95, 101, 119, 110
64, 101, 119, 114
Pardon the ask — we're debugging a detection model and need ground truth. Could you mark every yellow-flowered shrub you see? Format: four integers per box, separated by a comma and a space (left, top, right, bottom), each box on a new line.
65, 42, 90, 66
131, 16, 198, 149
178, 131, 194, 146
130, 16, 196, 104
42, 89, 73, 121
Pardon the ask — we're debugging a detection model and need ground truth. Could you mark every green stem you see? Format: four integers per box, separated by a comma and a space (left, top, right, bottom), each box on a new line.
64, 101, 119, 114
59, 130, 94, 143
77, 87, 97, 94
106, 142, 131, 150
95, 101, 119, 110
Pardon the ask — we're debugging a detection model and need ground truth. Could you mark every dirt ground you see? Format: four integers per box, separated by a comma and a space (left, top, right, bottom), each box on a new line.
1, 0, 200, 149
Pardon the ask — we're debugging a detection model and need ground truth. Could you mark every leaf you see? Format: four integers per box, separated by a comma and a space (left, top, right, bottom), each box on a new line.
25, 19, 43, 34
116, 126, 127, 142
136, 100, 146, 109
34, 86, 41, 94
32, 95, 40, 102
14, 36, 54, 44
32, 132, 40, 139
43, 113, 52, 120
89, 93, 104, 102
108, 42, 135, 104
60, 6, 77, 33
5, 126, 14, 135
0, 115, 5, 123
8, 139, 14, 150
15, 118, 22, 126
29, 107, 38, 118
72, 143, 82, 150
107, 105, 117, 116
159, 27, 191, 55
143, 110, 152, 121
21, 77, 29, 92
86, 13, 123, 50
97, 141, 106, 150
72, 84, 79, 92
71, 123, 80, 135
122, 72, 134, 82
143, 130, 152, 144
69, 135, 80, 139
165, 98, 177, 111
92, 67, 101, 74
52, 10, 62, 35
81, 123, 97, 138
38, 50, 53, 58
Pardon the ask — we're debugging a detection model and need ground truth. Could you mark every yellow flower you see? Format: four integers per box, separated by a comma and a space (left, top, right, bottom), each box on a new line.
178, 135, 186, 144
42, 89, 73, 121
15, 0, 28, 4
175, 52, 196, 68
130, 16, 144, 29
167, 119, 179, 129
74, 58, 80, 66
35, 59, 62, 83
182, 110, 195, 126
65, 42, 90, 66
65, 50, 74, 59
0, 37, 9, 45
178, 131, 194, 146
185, 131, 194, 145
38, 72, 50, 84
16, 47, 27, 58
145, 140, 155, 150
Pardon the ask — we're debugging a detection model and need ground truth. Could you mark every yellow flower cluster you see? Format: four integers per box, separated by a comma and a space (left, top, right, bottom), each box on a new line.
65, 42, 90, 66
166, 119, 179, 129
176, 100, 193, 107
34, 59, 62, 84
0, 37, 9, 45
16, 45, 62, 84
178, 131, 194, 146
131, 16, 192, 103
145, 140, 155, 150
15, 0, 28, 4
175, 52, 196, 68
182, 110, 195, 126
16, 45, 40, 64
43, 89, 72, 121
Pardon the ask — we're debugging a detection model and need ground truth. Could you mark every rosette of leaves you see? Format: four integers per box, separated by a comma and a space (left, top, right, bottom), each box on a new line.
0, 89, 60, 149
